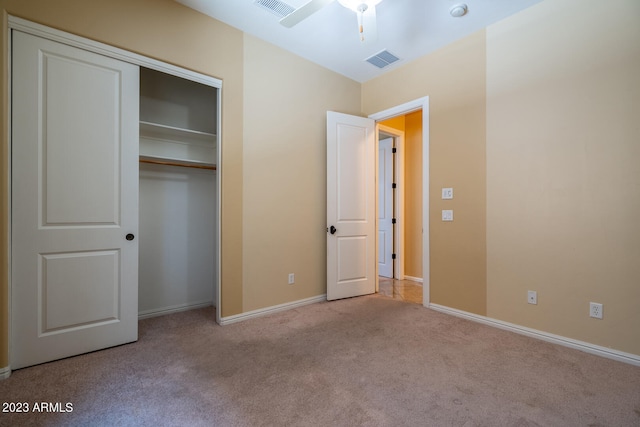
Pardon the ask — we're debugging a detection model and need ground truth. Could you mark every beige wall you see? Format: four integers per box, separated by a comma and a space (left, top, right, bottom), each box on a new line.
363, 31, 488, 315
241, 34, 360, 311
486, 0, 640, 355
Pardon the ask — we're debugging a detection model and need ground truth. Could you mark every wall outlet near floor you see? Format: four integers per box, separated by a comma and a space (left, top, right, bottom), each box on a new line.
288, 273, 295, 285
589, 302, 603, 319
527, 290, 537, 305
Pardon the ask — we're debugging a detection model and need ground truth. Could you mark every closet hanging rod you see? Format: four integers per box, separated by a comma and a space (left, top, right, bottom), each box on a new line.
139, 157, 216, 171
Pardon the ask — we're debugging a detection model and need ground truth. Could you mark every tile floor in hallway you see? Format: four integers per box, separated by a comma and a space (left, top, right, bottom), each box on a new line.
378, 277, 423, 304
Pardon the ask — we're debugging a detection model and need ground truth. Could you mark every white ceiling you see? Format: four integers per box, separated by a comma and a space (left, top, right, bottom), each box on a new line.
176, 0, 541, 83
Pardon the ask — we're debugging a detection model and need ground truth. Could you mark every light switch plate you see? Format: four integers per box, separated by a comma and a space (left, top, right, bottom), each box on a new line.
442, 188, 453, 199
442, 210, 453, 221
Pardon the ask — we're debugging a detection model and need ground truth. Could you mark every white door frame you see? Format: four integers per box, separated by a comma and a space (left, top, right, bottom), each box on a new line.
378, 125, 405, 280
369, 97, 430, 307
5, 16, 224, 372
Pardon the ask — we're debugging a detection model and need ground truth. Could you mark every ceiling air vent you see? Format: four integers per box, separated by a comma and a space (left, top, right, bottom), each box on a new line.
365, 50, 400, 69
254, 0, 295, 18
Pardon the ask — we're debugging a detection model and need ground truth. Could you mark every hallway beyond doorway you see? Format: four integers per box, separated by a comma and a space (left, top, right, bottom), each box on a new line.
378, 277, 422, 304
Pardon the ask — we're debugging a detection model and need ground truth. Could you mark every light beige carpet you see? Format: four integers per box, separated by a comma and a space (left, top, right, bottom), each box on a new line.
1, 295, 639, 426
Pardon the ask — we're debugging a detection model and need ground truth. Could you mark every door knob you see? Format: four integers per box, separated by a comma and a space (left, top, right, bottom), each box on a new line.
329, 226, 337, 235
126, 233, 135, 241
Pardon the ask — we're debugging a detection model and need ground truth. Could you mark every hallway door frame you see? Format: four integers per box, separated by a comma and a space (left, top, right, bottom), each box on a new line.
369, 97, 430, 307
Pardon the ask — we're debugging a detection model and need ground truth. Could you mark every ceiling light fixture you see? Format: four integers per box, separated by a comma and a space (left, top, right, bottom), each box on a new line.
337, 0, 382, 42
449, 4, 468, 18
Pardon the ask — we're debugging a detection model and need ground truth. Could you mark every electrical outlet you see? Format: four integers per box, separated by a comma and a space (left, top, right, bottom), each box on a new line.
589, 302, 603, 319
442, 210, 453, 221
527, 290, 537, 305
288, 273, 295, 285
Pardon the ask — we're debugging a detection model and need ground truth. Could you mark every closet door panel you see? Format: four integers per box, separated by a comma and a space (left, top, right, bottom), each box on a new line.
11, 31, 139, 369
44, 53, 121, 224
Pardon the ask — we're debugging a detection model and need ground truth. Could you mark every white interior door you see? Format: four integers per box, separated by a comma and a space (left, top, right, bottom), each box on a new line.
326, 111, 376, 300
378, 137, 393, 278
11, 31, 139, 369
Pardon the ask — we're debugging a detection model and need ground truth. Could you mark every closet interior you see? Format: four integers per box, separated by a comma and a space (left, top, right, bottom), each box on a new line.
138, 67, 218, 318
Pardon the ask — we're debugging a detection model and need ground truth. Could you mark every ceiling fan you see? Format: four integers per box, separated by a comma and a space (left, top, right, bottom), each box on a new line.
280, 0, 383, 42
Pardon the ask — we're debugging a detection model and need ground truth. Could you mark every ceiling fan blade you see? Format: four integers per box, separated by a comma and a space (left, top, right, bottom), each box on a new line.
360, 5, 378, 43
280, 0, 335, 28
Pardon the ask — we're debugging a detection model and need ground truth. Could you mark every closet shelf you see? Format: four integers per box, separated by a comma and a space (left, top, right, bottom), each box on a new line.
139, 155, 216, 171
140, 121, 216, 146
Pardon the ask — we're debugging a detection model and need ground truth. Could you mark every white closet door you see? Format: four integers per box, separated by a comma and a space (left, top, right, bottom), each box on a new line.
11, 31, 139, 369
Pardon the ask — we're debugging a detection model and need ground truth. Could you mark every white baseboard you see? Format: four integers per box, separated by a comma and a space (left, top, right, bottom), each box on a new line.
0, 365, 11, 380
220, 294, 326, 325
429, 303, 640, 367
404, 275, 423, 283
138, 300, 214, 320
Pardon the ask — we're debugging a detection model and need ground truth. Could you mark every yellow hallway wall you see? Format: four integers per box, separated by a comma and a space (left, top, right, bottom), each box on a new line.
403, 111, 423, 279
362, 31, 488, 315
486, 0, 640, 355
0, 0, 245, 368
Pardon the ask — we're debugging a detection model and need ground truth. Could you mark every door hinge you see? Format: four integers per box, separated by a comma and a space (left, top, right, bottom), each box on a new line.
392, 218, 396, 224
392, 253, 396, 259
392, 147, 397, 153
392, 183, 397, 189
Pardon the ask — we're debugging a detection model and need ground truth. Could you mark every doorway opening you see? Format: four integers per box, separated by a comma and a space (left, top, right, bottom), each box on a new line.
370, 97, 430, 307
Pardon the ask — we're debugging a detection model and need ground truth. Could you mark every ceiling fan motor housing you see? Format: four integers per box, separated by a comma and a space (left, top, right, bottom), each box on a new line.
337, 0, 382, 12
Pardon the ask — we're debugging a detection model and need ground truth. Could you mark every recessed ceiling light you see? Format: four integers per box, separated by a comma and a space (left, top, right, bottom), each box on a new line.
450, 4, 468, 18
